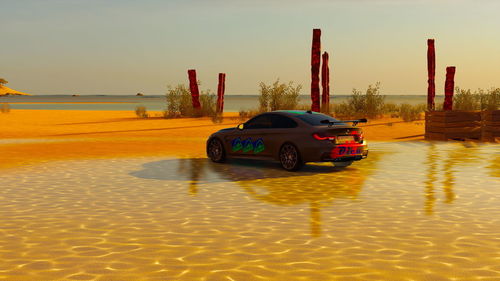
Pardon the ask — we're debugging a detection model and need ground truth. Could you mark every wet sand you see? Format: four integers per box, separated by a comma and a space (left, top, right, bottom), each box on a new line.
0, 142, 499, 280
1, 110, 499, 280
0, 110, 426, 170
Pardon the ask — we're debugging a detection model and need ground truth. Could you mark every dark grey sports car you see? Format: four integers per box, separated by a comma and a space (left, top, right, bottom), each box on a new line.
206, 110, 369, 171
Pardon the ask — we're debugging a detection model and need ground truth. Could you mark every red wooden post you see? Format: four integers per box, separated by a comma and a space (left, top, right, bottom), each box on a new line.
311, 29, 321, 112
321, 52, 330, 113
187, 69, 201, 109
443, 66, 456, 111
217, 73, 226, 113
427, 39, 436, 111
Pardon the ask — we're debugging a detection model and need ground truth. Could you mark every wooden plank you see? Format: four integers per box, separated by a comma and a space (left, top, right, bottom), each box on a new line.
427, 115, 481, 122
426, 110, 481, 117
425, 131, 481, 140
482, 110, 500, 116
425, 120, 481, 128
483, 126, 500, 133
482, 112, 500, 122
425, 132, 447, 141
483, 121, 500, 127
426, 126, 481, 134
482, 131, 500, 142
445, 132, 481, 139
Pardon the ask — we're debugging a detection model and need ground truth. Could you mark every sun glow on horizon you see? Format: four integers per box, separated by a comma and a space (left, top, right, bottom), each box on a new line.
1, 0, 499, 95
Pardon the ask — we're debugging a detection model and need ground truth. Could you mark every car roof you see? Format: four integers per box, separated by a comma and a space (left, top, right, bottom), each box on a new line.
269, 110, 324, 117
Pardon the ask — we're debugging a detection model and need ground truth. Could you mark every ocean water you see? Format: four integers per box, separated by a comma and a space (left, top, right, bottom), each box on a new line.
1, 95, 446, 112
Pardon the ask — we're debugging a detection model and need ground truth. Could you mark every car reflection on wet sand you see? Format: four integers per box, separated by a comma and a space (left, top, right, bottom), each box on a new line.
0, 141, 499, 280
131, 153, 382, 237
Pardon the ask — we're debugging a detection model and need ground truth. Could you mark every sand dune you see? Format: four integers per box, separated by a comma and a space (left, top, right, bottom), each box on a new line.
0, 85, 31, 96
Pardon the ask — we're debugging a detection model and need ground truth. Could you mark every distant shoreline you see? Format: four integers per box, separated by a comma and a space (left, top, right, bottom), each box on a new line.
4, 102, 135, 104
1, 94, 436, 97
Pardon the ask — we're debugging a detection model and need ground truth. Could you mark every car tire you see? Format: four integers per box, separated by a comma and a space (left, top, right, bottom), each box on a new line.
279, 143, 303, 171
332, 161, 352, 168
207, 138, 226, 163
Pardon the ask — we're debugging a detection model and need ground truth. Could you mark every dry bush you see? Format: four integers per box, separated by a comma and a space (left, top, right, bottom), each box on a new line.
453, 88, 478, 110
238, 109, 261, 121
399, 103, 426, 122
1, 103, 10, 113
259, 79, 301, 111
382, 103, 400, 118
135, 106, 148, 118
482, 88, 500, 110
453, 87, 500, 111
331, 83, 385, 119
164, 83, 218, 119
239, 79, 302, 120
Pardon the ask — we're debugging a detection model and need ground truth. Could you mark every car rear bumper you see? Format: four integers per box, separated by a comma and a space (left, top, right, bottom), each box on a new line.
301, 141, 368, 162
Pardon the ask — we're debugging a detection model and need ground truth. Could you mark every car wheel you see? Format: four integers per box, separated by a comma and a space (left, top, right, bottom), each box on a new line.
332, 161, 352, 168
279, 143, 303, 171
207, 138, 226, 163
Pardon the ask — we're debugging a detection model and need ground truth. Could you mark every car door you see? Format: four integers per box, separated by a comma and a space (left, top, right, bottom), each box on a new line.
225, 114, 273, 158
267, 114, 299, 157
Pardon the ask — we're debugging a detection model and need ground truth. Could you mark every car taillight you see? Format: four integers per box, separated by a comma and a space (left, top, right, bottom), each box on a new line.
350, 130, 364, 142
312, 133, 336, 141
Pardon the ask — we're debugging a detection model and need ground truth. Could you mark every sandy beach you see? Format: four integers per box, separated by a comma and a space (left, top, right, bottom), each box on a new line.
0, 109, 425, 170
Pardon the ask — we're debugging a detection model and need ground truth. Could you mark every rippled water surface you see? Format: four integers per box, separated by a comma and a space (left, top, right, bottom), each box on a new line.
1, 142, 499, 280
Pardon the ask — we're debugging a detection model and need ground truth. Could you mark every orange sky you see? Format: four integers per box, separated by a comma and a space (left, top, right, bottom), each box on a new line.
1, 0, 499, 95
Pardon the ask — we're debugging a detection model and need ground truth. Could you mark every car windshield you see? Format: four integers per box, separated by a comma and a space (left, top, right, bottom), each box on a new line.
295, 113, 345, 126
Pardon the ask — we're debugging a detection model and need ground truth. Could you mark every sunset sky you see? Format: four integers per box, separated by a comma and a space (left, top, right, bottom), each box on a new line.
1, 0, 499, 95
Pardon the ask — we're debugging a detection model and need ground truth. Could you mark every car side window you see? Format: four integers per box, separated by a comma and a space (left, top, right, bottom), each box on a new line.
245, 115, 272, 129
270, 114, 298, 128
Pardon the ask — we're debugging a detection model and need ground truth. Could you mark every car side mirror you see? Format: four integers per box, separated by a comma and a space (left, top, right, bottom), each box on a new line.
237, 123, 245, 130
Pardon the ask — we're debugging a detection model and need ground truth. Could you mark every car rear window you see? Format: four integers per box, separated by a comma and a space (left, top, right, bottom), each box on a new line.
295, 113, 345, 126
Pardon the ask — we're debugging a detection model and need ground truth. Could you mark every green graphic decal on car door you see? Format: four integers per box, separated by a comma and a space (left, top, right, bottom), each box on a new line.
253, 138, 265, 154
242, 138, 254, 153
231, 137, 265, 154
231, 137, 243, 152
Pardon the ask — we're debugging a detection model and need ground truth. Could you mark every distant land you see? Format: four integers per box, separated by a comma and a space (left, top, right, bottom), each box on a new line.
0, 86, 31, 96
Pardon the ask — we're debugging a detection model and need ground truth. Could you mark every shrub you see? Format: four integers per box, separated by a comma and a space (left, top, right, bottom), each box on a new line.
164, 83, 218, 119
333, 82, 385, 119
453, 88, 478, 110
238, 109, 261, 121
1, 103, 10, 113
199, 91, 217, 118
399, 103, 426, 122
135, 106, 148, 118
382, 103, 399, 117
239, 79, 302, 120
480, 88, 499, 110
453, 87, 500, 111
331, 103, 352, 119
259, 79, 301, 111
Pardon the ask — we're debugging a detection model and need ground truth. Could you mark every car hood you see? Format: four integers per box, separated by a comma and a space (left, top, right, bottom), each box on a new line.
218, 127, 236, 132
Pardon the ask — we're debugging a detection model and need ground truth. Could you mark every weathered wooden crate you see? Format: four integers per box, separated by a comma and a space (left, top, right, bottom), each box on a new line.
481, 110, 500, 142
425, 111, 482, 140
426, 110, 500, 141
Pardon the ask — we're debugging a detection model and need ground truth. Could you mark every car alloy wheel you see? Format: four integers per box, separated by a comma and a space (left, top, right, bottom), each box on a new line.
208, 138, 225, 163
279, 143, 302, 171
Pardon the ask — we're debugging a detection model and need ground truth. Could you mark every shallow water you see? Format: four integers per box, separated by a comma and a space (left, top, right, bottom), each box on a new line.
1, 95, 443, 111
0, 141, 499, 280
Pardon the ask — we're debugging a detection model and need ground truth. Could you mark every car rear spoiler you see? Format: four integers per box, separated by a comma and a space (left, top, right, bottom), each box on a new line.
320, 118, 368, 127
